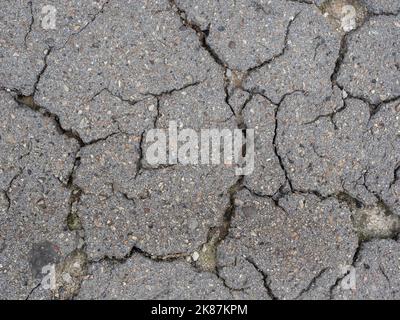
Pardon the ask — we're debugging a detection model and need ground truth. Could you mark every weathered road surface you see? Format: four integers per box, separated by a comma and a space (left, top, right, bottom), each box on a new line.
0, 0, 399, 300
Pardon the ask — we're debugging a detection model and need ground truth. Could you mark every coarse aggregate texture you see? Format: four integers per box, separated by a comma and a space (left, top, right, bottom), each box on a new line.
0, 0, 399, 300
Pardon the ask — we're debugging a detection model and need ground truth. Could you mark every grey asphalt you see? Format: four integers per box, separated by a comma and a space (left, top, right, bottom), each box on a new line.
0, 0, 399, 300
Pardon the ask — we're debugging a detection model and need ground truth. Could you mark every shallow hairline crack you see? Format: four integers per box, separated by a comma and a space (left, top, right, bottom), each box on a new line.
10, 91, 117, 267
244, 84, 307, 106
134, 131, 146, 178
32, 46, 53, 96
244, 183, 379, 224
243, 185, 289, 214
24, 1, 34, 48
31, 80, 205, 148
249, 90, 306, 192
329, 10, 387, 91
168, 0, 227, 69
14, 93, 133, 149
88, 245, 189, 265
287, 0, 314, 5
29, 2, 233, 144
3, 169, 23, 213
329, 241, 362, 299
302, 94, 348, 129
327, 228, 399, 299
214, 266, 248, 295
237, 89, 389, 208
61, 0, 111, 49
389, 164, 400, 189
246, 10, 303, 74
336, 84, 400, 119
378, 264, 397, 298
369, 10, 400, 17
190, 92, 249, 275
379, 264, 391, 285
224, 71, 237, 117
87, 87, 141, 107
142, 80, 203, 98
332, 13, 400, 107
28, 1, 111, 101
24, 0, 111, 51
295, 268, 329, 299
245, 257, 279, 300
167, 0, 235, 121
25, 282, 41, 300
147, 81, 204, 128
14, 94, 83, 147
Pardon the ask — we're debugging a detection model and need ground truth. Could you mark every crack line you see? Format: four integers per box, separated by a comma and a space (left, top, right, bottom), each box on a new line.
245, 257, 279, 300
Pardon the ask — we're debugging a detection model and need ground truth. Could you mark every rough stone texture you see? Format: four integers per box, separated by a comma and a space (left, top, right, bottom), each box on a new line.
77, 254, 232, 300
48, 91, 157, 145
242, 94, 286, 196
277, 91, 400, 211
35, 0, 215, 113
217, 190, 358, 300
361, 0, 400, 14
1, 0, 400, 300
244, 5, 341, 104
72, 67, 237, 260
175, 0, 302, 70
156, 74, 233, 130
333, 239, 400, 299
0, 91, 79, 299
0, 0, 42, 95
364, 100, 400, 215
337, 15, 400, 105
27, 0, 109, 49
277, 93, 368, 198
0, 0, 108, 95
75, 136, 237, 260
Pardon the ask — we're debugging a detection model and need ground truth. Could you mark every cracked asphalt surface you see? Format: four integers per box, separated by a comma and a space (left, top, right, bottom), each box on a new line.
0, 0, 399, 300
